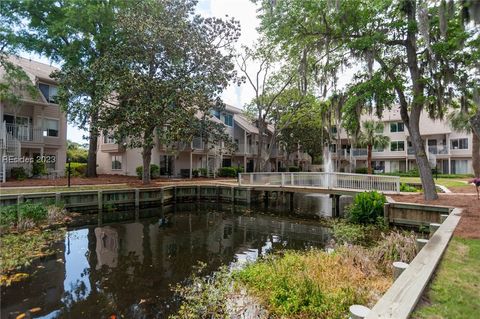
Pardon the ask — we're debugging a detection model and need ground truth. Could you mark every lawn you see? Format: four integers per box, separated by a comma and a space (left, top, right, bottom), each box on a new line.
0, 184, 131, 195
399, 177, 469, 189
413, 237, 480, 319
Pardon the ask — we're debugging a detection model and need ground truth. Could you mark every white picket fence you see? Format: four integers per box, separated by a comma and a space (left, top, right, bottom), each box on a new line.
238, 172, 400, 193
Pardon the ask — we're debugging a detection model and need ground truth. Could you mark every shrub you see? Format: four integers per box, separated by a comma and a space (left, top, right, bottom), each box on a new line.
136, 164, 160, 179
278, 166, 287, 172
288, 166, 301, 172
400, 183, 419, 192
32, 160, 47, 176
198, 168, 208, 177
192, 169, 199, 177
10, 167, 27, 180
332, 222, 368, 245
218, 166, 238, 177
66, 162, 87, 177
346, 191, 387, 225
0, 201, 48, 228
355, 167, 368, 174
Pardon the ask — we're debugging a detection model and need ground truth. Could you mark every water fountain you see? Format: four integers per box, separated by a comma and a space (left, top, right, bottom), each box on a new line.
323, 145, 333, 188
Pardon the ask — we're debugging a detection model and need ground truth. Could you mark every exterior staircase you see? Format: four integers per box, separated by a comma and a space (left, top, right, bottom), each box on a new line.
0, 121, 21, 183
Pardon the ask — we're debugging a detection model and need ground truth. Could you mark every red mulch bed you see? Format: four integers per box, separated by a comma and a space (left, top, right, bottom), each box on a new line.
1, 174, 234, 188
391, 193, 480, 239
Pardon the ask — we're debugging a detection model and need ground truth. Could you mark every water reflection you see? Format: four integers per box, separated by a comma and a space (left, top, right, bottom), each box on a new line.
1, 203, 331, 319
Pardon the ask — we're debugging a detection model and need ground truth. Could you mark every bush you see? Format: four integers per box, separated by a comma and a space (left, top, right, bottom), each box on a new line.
400, 182, 419, 192
66, 162, 87, 177
10, 167, 27, 180
218, 166, 238, 177
346, 191, 387, 225
0, 201, 48, 227
198, 168, 208, 177
278, 166, 287, 172
136, 164, 160, 179
32, 161, 47, 176
355, 167, 368, 174
192, 169, 199, 178
288, 166, 301, 172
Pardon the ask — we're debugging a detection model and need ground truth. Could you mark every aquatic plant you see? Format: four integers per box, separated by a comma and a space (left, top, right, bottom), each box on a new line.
346, 191, 387, 225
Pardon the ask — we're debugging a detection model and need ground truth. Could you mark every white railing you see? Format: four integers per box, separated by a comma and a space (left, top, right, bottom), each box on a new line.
351, 148, 368, 157
5, 123, 43, 142
238, 172, 400, 193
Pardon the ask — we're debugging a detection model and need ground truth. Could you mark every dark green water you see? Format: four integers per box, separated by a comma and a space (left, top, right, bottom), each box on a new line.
1, 203, 331, 319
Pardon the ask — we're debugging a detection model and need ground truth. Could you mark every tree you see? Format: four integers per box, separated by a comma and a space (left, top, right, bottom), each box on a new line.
238, 44, 308, 171
66, 140, 89, 163
279, 99, 329, 164
95, 0, 239, 184
357, 121, 390, 175
3, 0, 127, 177
256, 0, 480, 200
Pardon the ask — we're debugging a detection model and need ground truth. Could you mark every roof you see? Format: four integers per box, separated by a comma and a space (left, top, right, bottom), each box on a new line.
7, 55, 59, 83
234, 114, 259, 134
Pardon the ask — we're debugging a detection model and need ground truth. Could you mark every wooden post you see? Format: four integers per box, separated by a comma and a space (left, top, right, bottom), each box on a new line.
383, 202, 390, 225
416, 238, 428, 252
98, 191, 103, 212
231, 187, 235, 203
55, 193, 61, 206
349, 305, 370, 319
135, 188, 140, 208
393, 261, 409, 280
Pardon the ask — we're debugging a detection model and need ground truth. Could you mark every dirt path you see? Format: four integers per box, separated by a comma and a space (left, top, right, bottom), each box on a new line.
391, 193, 480, 239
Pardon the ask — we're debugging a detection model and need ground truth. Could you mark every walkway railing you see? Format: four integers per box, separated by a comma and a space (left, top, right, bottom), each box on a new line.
238, 172, 400, 193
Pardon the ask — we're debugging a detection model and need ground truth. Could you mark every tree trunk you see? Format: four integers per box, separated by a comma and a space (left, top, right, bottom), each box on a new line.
409, 114, 438, 200
367, 144, 372, 175
142, 144, 153, 184
86, 112, 98, 178
472, 130, 480, 177
403, 0, 438, 200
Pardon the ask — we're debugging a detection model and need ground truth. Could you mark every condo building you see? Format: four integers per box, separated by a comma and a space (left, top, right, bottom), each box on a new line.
331, 107, 474, 174
97, 104, 312, 177
0, 56, 67, 182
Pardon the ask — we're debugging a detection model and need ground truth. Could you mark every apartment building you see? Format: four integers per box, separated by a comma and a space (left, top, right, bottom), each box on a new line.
97, 104, 311, 177
331, 107, 474, 174
0, 56, 67, 182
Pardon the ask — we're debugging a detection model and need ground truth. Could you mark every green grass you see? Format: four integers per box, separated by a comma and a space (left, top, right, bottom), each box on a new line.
399, 177, 469, 188
0, 184, 131, 195
413, 238, 480, 319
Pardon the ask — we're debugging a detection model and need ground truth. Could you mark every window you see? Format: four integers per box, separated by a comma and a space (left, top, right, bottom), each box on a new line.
45, 155, 56, 170
451, 160, 469, 174
329, 144, 337, 153
103, 134, 116, 144
331, 126, 337, 134
111, 155, 122, 170
224, 114, 233, 126
390, 141, 405, 151
451, 138, 468, 150
373, 145, 384, 152
43, 118, 59, 137
390, 122, 404, 133
211, 109, 220, 119
39, 83, 58, 103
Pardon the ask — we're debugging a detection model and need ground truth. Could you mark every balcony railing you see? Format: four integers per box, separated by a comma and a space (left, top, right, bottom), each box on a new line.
5, 124, 43, 142
428, 146, 449, 155
351, 148, 368, 157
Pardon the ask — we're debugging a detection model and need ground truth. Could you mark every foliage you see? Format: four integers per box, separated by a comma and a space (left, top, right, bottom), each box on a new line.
413, 237, 480, 319
217, 166, 242, 178
198, 168, 208, 177
357, 121, 390, 174
288, 166, 301, 172
3, 0, 129, 177
235, 249, 390, 318
65, 162, 87, 177
10, 167, 27, 181
171, 263, 232, 319
355, 167, 368, 174
371, 231, 417, 273
66, 140, 88, 163
400, 183, 419, 192
136, 165, 160, 180
95, 0, 240, 183
0, 201, 49, 227
346, 191, 387, 225
332, 222, 369, 246
32, 160, 47, 176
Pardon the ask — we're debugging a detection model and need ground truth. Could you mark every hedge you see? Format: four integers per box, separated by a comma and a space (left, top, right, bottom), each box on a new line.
65, 162, 87, 177
136, 164, 160, 179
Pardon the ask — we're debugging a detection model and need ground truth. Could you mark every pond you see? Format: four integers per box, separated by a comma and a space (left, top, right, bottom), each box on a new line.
1, 202, 332, 319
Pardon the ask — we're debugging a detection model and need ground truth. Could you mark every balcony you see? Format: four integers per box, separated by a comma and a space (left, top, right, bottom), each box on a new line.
428, 146, 449, 155
192, 137, 204, 150
5, 124, 43, 143
351, 148, 368, 157
100, 143, 125, 153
